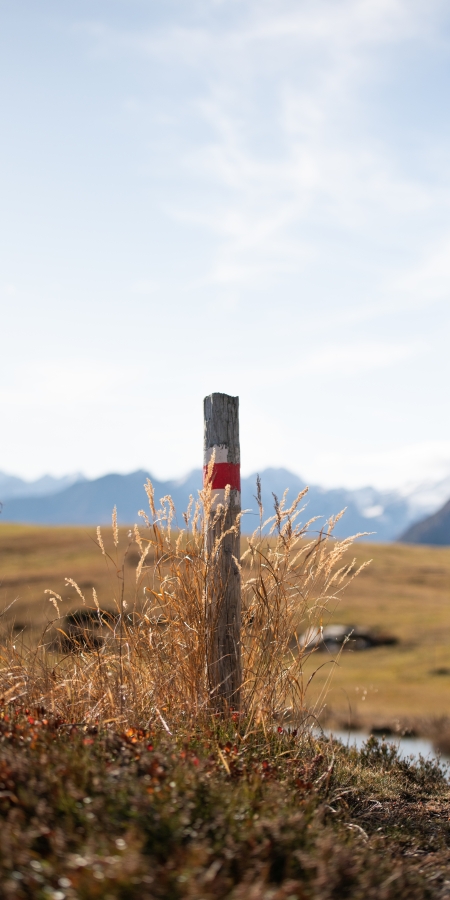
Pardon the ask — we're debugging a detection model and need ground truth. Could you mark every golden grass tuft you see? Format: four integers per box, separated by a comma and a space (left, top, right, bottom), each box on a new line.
0, 479, 364, 731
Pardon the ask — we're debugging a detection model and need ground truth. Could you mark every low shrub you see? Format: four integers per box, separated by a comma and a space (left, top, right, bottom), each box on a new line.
0, 705, 444, 899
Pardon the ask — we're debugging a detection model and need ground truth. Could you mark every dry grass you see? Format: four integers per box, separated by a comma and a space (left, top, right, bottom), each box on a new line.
3, 486, 450, 731
2, 525, 450, 734
0, 481, 361, 731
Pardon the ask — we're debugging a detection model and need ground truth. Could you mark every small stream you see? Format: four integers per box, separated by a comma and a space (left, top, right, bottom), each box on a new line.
325, 730, 450, 765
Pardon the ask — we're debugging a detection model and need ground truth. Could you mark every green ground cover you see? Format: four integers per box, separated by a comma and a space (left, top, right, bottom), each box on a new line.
1, 705, 449, 899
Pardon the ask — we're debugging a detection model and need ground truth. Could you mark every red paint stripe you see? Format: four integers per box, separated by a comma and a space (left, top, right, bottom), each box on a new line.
203, 462, 241, 491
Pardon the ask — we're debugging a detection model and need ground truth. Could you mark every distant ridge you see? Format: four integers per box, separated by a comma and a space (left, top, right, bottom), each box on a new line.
0, 467, 422, 541
400, 498, 450, 545
0, 470, 84, 499
0, 471, 198, 528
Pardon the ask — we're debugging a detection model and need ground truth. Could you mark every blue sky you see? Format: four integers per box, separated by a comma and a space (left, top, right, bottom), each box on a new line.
1, 0, 450, 488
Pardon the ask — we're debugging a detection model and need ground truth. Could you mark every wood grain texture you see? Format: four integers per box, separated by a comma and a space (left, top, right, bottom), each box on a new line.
204, 393, 241, 711
203, 394, 240, 465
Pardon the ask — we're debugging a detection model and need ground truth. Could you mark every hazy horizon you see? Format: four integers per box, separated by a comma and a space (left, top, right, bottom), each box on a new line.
2, 461, 450, 497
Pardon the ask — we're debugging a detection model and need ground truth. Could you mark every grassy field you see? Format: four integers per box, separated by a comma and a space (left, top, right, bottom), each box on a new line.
0, 523, 140, 632
1, 524, 450, 729
304, 540, 450, 730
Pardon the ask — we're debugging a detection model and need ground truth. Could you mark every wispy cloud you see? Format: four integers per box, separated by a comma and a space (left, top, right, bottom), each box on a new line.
73, 2, 450, 307
83, 0, 446, 302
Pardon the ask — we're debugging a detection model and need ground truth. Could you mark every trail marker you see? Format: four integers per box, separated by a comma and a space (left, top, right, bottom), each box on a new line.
204, 393, 242, 711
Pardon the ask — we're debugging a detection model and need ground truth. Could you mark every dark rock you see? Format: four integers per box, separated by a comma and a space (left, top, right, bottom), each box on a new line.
299, 624, 398, 652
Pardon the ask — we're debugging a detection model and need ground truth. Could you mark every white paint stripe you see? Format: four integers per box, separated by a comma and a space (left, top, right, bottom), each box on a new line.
204, 444, 229, 465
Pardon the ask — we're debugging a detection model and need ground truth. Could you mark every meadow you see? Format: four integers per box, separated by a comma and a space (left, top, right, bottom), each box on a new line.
1, 522, 450, 729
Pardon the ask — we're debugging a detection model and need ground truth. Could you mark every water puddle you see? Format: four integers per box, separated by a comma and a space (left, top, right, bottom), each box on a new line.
325, 730, 449, 764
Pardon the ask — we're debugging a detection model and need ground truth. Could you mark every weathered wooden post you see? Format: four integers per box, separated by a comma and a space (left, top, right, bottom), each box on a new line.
204, 393, 242, 711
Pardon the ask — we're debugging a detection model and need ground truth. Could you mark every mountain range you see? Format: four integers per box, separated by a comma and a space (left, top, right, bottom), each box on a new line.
0, 471, 85, 499
1, 468, 450, 542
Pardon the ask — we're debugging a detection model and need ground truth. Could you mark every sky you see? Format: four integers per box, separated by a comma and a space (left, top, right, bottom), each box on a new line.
1, 0, 450, 489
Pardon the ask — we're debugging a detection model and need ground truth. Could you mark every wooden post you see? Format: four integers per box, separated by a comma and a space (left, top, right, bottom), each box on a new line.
204, 393, 242, 711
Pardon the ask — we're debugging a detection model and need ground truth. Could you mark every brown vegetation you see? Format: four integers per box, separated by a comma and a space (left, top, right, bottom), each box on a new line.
1, 519, 450, 730
0, 482, 361, 730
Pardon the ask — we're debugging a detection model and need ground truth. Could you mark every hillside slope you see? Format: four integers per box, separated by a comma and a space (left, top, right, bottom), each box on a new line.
400, 497, 450, 545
